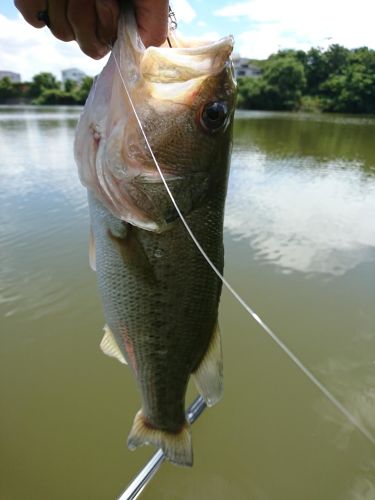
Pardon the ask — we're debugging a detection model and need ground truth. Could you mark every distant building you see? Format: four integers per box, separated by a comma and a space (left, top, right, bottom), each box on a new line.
0, 71, 21, 83
232, 56, 262, 79
62, 68, 86, 84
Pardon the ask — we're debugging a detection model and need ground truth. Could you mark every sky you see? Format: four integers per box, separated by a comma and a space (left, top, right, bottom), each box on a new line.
0, 0, 374, 81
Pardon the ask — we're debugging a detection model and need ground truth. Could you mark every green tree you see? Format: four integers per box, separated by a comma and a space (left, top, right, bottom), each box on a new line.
237, 55, 306, 111
236, 76, 261, 109
34, 89, 77, 105
64, 78, 78, 93
74, 76, 93, 104
303, 45, 350, 96
27, 72, 60, 99
321, 62, 375, 113
0, 77, 18, 103
350, 46, 375, 71
261, 55, 306, 110
324, 44, 349, 74
304, 47, 327, 95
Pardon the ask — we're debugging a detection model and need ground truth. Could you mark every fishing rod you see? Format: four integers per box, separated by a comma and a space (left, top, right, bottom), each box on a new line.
117, 397, 206, 500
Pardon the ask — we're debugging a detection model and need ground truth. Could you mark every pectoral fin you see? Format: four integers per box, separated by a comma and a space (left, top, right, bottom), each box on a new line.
89, 226, 96, 272
100, 325, 127, 365
193, 322, 223, 407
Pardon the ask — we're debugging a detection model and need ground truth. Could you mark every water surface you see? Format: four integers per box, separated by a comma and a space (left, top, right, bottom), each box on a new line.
1, 106, 375, 500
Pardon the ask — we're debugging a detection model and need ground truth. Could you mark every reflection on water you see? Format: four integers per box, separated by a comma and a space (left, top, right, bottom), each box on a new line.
226, 113, 375, 277
347, 470, 375, 500
1, 108, 375, 500
0, 106, 85, 321
226, 151, 375, 276
317, 357, 375, 448
234, 111, 375, 172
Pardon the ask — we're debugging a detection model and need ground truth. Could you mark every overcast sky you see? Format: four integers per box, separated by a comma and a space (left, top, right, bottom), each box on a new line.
0, 0, 373, 81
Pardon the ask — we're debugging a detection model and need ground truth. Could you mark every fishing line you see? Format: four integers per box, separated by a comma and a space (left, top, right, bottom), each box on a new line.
110, 48, 375, 447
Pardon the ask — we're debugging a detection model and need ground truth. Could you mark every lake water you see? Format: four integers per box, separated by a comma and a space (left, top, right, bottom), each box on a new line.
1, 106, 375, 500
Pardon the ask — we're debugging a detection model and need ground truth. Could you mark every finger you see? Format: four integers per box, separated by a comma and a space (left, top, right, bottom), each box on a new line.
67, 0, 108, 59
95, 0, 119, 48
48, 0, 75, 42
134, 0, 169, 47
14, 0, 50, 28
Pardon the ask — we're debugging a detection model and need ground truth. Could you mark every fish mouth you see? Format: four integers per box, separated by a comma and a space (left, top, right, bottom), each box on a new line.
140, 36, 235, 84
118, 8, 234, 85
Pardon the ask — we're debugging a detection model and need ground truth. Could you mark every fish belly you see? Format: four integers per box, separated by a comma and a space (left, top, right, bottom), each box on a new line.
88, 190, 224, 465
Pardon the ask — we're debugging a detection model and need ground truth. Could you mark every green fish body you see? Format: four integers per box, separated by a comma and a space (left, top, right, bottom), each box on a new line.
75, 8, 236, 466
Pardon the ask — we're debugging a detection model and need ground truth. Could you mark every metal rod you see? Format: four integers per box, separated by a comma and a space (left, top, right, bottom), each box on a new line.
117, 396, 207, 500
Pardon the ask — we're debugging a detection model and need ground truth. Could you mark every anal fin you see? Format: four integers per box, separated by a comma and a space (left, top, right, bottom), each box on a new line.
100, 325, 127, 365
193, 322, 223, 407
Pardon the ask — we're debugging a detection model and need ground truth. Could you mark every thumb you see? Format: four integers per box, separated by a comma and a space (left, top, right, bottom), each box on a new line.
133, 0, 169, 47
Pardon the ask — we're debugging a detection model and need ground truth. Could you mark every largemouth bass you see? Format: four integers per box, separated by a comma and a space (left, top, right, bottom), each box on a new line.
74, 8, 236, 466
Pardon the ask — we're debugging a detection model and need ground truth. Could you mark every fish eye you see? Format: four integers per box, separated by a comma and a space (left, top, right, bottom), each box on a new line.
200, 102, 228, 132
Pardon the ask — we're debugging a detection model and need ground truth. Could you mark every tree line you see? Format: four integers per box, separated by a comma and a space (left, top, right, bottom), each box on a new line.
1, 44, 374, 113
0, 72, 93, 105
237, 44, 375, 114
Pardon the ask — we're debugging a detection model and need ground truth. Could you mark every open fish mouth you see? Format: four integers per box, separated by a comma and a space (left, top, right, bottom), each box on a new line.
117, 8, 234, 85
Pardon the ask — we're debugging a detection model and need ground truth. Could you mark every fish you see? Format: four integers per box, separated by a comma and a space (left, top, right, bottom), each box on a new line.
74, 7, 236, 467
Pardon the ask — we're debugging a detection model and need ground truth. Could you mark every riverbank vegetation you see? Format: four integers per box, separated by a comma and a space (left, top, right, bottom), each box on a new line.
1, 44, 374, 113
0, 72, 93, 105
237, 44, 375, 114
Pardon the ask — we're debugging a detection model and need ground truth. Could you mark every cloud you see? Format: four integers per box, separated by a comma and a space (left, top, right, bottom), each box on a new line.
235, 25, 308, 59
170, 0, 197, 23
0, 13, 106, 81
199, 31, 221, 42
215, 0, 375, 57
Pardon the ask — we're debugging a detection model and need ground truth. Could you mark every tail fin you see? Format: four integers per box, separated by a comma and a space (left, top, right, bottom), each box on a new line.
127, 409, 193, 467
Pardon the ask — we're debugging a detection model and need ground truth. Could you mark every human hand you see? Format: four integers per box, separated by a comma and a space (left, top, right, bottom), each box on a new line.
14, 0, 169, 59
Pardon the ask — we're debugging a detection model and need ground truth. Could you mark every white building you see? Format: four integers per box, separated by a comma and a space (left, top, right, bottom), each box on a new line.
232, 56, 262, 79
61, 68, 87, 84
0, 71, 21, 83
